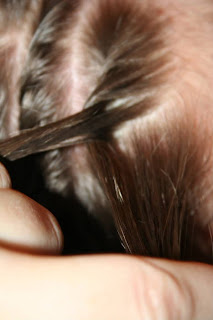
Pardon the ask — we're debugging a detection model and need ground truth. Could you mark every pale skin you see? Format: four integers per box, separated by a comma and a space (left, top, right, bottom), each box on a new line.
0, 164, 212, 320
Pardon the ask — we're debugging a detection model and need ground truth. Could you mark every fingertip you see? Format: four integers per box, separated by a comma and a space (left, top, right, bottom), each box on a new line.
0, 189, 64, 255
0, 162, 11, 188
0, 162, 64, 254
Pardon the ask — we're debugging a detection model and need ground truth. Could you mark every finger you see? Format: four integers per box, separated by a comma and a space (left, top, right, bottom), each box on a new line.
143, 257, 213, 320
0, 189, 63, 254
0, 162, 11, 188
0, 253, 212, 320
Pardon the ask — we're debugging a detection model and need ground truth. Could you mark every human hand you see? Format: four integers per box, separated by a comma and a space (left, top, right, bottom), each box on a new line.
0, 164, 212, 320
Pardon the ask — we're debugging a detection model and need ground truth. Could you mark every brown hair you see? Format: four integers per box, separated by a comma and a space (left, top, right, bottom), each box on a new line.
0, 0, 212, 262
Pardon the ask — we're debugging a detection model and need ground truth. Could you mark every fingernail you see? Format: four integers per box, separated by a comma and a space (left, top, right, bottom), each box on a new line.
48, 213, 64, 254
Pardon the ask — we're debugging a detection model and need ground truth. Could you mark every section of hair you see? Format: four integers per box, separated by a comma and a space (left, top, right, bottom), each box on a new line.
88, 107, 213, 261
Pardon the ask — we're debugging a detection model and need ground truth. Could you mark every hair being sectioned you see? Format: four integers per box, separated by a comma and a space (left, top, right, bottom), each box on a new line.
0, 0, 212, 262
